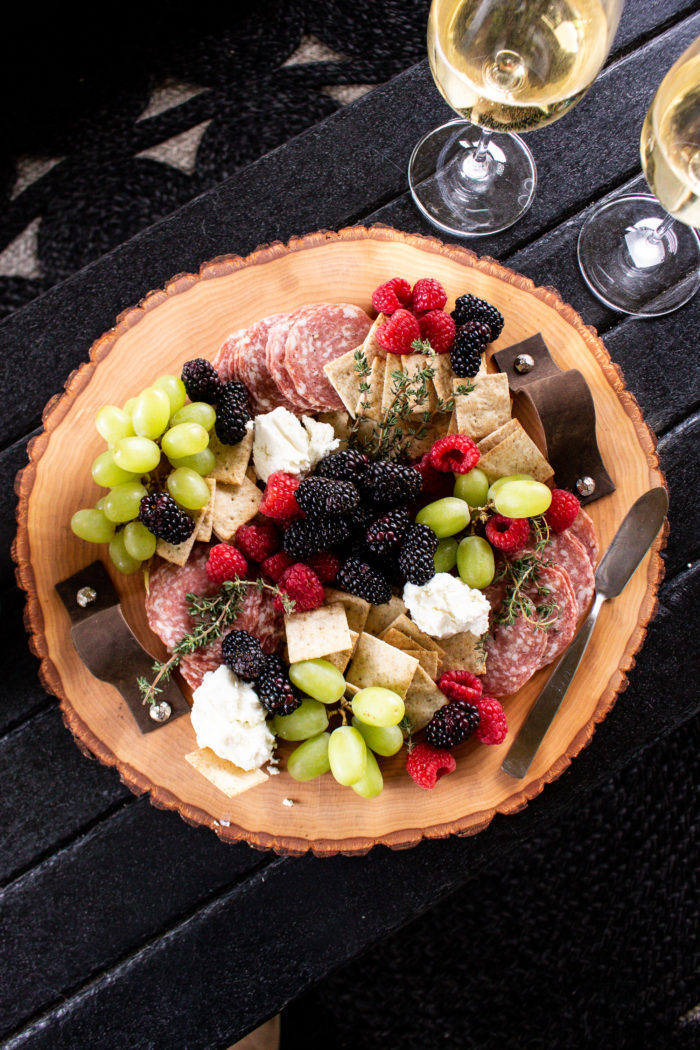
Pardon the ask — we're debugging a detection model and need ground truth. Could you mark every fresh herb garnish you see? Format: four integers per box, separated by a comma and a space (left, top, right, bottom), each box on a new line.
493, 517, 560, 631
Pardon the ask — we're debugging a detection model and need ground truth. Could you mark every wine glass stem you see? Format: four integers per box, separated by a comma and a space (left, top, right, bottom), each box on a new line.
647, 213, 675, 245
461, 128, 494, 181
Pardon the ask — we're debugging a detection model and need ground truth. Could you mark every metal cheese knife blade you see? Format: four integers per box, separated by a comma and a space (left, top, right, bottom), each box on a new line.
501, 486, 668, 780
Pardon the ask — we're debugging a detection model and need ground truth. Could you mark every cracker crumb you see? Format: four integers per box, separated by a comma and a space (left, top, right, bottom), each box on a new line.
268, 767, 280, 775
282, 798, 295, 807
220, 820, 231, 827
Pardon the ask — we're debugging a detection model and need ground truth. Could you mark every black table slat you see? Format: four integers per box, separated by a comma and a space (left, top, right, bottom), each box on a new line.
658, 412, 700, 577
1, 586, 52, 736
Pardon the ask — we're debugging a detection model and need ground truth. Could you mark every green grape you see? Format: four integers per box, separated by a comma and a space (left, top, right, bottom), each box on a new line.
434, 537, 458, 574
287, 733, 331, 781
351, 749, 383, 799
457, 535, 495, 590
352, 686, 405, 728
113, 436, 161, 473
166, 468, 212, 510
494, 479, 552, 518
95, 497, 106, 511
453, 467, 490, 508
171, 402, 216, 431
161, 422, 209, 459
487, 473, 534, 502
288, 659, 346, 704
328, 725, 367, 786
123, 520, 157, 561
123, 397, 138, 418
71, 509, 115, 543
102, 481, 148, 523
132, 387, 171, 440
152, 374, 187, 414
91, 450, 137, 488
352, 717, 404, 757
95, 405, 134, 444
168, 448, 216, 475
109, 531, 142, 575
415, 497, 470, 539
272, 697, 329, 741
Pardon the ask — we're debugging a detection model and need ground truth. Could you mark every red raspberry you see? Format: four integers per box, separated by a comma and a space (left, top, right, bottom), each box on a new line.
410, 277, 447, 315
413, 452, 454, 499
429, 434, 480, 474
274, 563, 325, 613
259, 472, 302, 520
305, 551, 341, 584
371, 277, 412, 315
406, 742, 456, 790
235, 522, 280, 562
375, 308, 421, 355
485, 514, 530, 553
544, 489, 581, 533
206, 544, 248, 586
261, 550, 295, 582
418, 310, 456, 353
475, 697, 508, 745
438, 670, 483, 703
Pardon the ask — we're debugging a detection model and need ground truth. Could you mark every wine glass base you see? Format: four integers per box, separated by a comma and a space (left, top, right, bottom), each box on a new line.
577, 193, 700, 317
408, 119, 537, 238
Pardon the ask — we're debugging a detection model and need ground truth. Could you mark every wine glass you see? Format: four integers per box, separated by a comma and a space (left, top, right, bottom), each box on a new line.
577, 36, 700, 316
409, 0, 624, 237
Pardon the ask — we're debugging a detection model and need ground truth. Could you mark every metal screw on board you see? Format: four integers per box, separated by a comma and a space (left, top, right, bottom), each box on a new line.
576, 476, 596, 497
514, 353, 535, 373
76, 587, 97, 607
149, 701, 172, 723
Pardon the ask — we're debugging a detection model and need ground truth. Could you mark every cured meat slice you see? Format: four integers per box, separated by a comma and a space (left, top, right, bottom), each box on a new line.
266, 310, 317, 411
212, 329, 247, 384
543, 531, 595, 616
256, 589, 285, 654
145, 545, 216, 651
179, 637, 224, 690
481, 614, 547, 698
284, 303, 372, 411
568, 509, 599, 566
233, 313, 296, 414
527, 564, 578, 666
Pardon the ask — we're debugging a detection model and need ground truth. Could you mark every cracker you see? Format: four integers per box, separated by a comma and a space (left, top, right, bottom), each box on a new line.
385, 614, 445, 658
364, 594, 407, 635
156, 509, 203, 566
195, 478, 216, 542
403, 647, 439, 678
316, 409, 352, 443
381, 354, 399, 414
208, 428, 254, 485
185, 748, 268, 797
379, 626, 420, 650
345, 633, 419, 698
284, 603, 351, 663
323, 630, 359, 673
437, 631, 487, 675
447, 411, 457, 435
324, 313, 386, 417
324, 588, 371, 634
454, 373, 511, 441
477, 418, 520, 454
212, 474, 262, 541
403, 666, 448, 732
478, 420, 554, 483
401, 353, 437, 415
431, 354, 454, 403
356, 354, 385, 422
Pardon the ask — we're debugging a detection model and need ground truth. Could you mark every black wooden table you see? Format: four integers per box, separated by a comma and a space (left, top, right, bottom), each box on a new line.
2, 4, 699, 1047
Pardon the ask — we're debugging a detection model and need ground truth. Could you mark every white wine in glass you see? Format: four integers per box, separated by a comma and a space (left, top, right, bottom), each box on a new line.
409, 0, 623, 237
578, 36, 700, 316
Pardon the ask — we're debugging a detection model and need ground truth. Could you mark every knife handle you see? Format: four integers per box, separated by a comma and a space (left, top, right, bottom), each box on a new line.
501, 591, 606, 779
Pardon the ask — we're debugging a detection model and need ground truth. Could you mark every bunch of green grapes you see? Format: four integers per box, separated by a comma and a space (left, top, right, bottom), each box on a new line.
71, 374, 217, 574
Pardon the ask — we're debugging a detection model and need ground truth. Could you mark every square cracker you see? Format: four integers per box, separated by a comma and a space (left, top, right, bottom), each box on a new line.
477, 418, 520, 454
157, 508, 204, 566
356, 354, 385, 422
379, 626, 421, 651
381, 354, 399, 414
346, 633, 419, 698
403, 647, 439, 678
400, 353, 437, 415
403, 666, 448, 732
431, 354, 454, 404
284, 603, 351, 663
478, 420, 554, 483
208, 428, 254, 485
438, 631, 487, 675
185, 748, 268, 797
385, 614, 445, 658
195, 478, 216, 542
323, 630, 359, 673
454, 373, 511, 442
325, 313, 386, 417
212, 474, 262, 541
324, 588, 371, 634
364, 594, 407, 635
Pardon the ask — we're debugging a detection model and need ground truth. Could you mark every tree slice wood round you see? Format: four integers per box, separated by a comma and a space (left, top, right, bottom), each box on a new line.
14, 226, 666, 856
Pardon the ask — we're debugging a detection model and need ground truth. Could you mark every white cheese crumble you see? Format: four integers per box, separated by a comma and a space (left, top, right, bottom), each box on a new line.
403, 573, 490, 640
190, 665, 274, 771
250, 406, 338, 482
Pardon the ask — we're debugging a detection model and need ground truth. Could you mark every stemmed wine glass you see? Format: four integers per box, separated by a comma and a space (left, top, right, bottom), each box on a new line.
577, 36, 700, 316
409, 0, 624, 237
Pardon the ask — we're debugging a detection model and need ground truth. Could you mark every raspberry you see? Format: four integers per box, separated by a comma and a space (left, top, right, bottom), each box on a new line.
418, 310, 456, 353
438, 670, 483, 703
371, 277, 412, 315
259, 472, 302, 520
410, 277, 447, 315
256, 655, 301, 716
274, 562, 325, 613
181, 358, 222, 404
426, 700, 480, 749
398, 524, 438, 586
412, 452, 454, 499
375, 308, 421, 355
475, 697, 508, 745
544, 489, 581, 533
406, 742, 456, 790
429, 434, 480, 474
206, 543, 248, 585
306, 551, 341, 584
261, 550, 295, 582
221, 630, 267, 681
485, 514, 530, 553
138, 493, 194, 545
235, 522, 280, 562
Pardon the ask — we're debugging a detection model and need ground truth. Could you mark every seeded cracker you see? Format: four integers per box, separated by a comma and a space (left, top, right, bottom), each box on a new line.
357, 355, 386, 422
431, 354, 454, 404
185, 748, 269, 797
212, 474, 262, 541
364, 594, 407, 635
453, 372, 511, 441
208, 428, 254, 485
478, 420, 554, 483
324, 313, 386, 417
195, 478, 216, 542
324, 588, 371, 634
403, 648, 439, 678
383, 613, 445, 658
477, 418, 520, 454
404, 666, 448, 731
381, 354, 397, 415
157, 508, 204, 566
438, 631, 486, 675
284, 603, 351, 663
323, 630, 359, 673
401, 353, 437, 415
346, 634, 419, 698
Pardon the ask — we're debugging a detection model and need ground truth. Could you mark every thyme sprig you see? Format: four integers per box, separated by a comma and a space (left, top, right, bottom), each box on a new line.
138, 578, 294, 706
493, 517, 561, 631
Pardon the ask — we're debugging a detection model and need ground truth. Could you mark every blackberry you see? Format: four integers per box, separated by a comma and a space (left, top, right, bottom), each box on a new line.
283, 517, 351, 558
256, 655, 301, 716
138, 493, 194, 545
398, 523, 438, 585
425, 700, 480, 749
451, 294, 504, 339
215, 387, 251, 445
181, 358, 222, 404
336, 557, 392, 606
315, 449, 370, 483
221, 630, 267, 682
221, 379, 249, 407
450, 322, 490, 378
295, 477, 359, 517
365, 508, 411, 555
361, 460, 423, 507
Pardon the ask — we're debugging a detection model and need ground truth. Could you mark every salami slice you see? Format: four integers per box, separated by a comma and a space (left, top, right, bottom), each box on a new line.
568, 509, 599, 566
481, 614, 547, 698
266, 310, 317, 411
256, 589, 285, 654
543, 531, 595, 616
527, 563, 578, 666
212, 328, 247, 384
145, 545, 216, 651
179, 637, 224, 690
234, 313, 296, 414
284, 303, 372, 411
